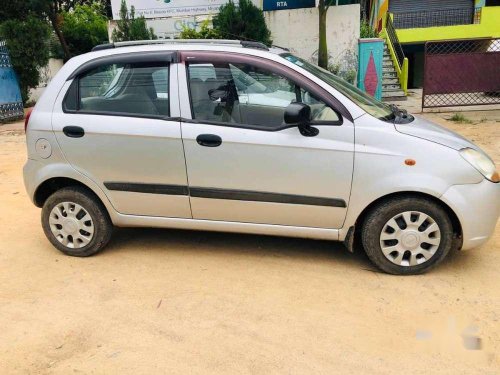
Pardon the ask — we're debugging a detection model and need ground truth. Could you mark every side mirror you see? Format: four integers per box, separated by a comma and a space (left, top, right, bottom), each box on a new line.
284, 102, 319, 137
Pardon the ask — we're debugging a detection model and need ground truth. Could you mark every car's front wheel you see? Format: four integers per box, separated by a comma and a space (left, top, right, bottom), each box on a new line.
361, 196, 454, 275
41, 187, 113, 256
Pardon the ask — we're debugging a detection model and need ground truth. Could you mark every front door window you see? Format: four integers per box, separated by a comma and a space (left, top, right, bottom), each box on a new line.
187, 62, 339, 129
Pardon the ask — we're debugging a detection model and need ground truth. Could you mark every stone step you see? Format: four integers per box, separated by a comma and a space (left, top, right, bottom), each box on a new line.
382, 94, 407, 102
384, 85, 401, 91
382, 90, 406, 98
382, 84, 401, 90
382, 77, 399, 85
383, 61, 393, 68
383, 68, 397, 75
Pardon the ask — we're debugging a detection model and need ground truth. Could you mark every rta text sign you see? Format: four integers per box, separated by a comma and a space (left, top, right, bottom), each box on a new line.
111, 0, 230, 20
263, 0, 316, 11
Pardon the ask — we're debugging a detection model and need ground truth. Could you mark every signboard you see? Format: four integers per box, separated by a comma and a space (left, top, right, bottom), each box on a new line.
147, 16, 206, 38
263, 0, 316, 11
111, 0, 230, 20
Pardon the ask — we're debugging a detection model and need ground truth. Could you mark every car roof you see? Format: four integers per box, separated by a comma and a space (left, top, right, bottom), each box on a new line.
90, 39, 289, 57
93, 39, 271, 51
67, 41, 291, 75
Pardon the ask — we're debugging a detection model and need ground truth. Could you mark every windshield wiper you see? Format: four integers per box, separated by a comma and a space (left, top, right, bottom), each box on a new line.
389, 104, 412, 124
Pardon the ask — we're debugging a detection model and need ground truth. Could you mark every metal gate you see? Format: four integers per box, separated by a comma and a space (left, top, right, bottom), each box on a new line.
0, 40, 24, 121
422, 38, 500, 109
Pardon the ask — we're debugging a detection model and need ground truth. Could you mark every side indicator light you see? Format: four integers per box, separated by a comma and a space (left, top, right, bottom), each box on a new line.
491, 171, 499, 183
405, 159, 416, 166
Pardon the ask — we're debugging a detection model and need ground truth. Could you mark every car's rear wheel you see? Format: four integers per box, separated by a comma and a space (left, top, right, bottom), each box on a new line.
361, 196, 454, 275
42, 187, 112, 256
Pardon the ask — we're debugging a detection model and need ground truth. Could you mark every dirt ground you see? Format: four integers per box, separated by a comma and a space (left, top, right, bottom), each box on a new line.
0, 111, 499, 374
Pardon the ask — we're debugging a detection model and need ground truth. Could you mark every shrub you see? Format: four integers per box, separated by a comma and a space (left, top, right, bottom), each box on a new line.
328, 49, 357, 85
0, 15, 50, 103
360, 20, 378, 39
213, 0, 272, 46
179, 20, 221, 40
60, 3, 109, 56
449, 113, 472, 124
112, 0, 156, 42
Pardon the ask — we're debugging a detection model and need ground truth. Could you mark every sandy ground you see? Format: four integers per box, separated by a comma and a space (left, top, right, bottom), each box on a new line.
0, 112, 499, 374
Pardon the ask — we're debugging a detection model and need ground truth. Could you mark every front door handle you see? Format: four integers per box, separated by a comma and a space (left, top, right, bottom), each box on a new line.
63, 126, 85, 138
196, 134, 222, 147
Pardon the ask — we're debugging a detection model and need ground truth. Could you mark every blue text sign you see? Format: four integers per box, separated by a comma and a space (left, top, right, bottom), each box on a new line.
263, 0, 316, 11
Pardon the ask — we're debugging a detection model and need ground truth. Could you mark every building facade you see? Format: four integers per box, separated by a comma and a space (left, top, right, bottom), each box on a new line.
371, 0, 500, 89
108, 0, 361, 66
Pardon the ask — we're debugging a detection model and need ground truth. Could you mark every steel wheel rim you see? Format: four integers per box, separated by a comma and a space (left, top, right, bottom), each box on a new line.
379, 211, 441, 267
49, 202, 94, 249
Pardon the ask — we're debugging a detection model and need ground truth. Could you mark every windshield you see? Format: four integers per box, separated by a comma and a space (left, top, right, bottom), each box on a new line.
281, 53, 395, 121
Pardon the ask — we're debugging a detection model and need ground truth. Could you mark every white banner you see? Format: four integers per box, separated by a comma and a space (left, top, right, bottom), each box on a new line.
111, 0, 231, 20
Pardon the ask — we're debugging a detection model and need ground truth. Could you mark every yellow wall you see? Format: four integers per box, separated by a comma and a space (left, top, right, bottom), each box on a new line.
396, 6, 500, 44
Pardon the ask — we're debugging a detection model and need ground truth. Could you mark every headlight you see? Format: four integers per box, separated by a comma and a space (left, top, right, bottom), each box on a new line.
460, 148, 499, 182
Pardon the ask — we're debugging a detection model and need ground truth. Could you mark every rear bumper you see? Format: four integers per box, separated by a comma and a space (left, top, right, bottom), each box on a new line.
441, 179, 500, 250
23, 158, 41, 205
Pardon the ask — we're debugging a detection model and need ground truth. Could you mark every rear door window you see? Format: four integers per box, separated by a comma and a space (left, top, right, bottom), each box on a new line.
65, 61, 170, 117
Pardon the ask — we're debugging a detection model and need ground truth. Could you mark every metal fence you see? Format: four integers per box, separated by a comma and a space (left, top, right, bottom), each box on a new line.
422, 38, 500, 109
393, 8, 474, 29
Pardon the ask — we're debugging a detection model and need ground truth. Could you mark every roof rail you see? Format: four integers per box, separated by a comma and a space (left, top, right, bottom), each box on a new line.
92, 39, 269, 52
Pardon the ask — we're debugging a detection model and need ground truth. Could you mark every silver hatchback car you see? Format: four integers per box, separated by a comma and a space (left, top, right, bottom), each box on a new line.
23, 40, 499, 274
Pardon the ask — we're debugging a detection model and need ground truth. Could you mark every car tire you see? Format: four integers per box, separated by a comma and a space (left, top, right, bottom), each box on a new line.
41, 186, 113, 257
361, 196, 454, 275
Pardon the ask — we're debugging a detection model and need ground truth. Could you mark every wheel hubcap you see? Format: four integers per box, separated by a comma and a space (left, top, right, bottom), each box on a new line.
379, 211, 441, 267
49, 202, 94, 249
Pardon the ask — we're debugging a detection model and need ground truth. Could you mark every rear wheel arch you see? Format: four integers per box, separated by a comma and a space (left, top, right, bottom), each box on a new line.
34, 177, 107, 212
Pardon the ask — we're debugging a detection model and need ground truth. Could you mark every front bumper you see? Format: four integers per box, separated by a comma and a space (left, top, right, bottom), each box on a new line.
441, 179, 500, 250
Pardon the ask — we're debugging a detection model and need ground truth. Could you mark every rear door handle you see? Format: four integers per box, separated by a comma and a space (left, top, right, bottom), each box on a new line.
63, 126, 85, 138
196, 134, 222, 147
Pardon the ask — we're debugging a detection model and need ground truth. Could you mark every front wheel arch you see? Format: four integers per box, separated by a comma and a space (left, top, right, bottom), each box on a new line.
353, 191, 462, 247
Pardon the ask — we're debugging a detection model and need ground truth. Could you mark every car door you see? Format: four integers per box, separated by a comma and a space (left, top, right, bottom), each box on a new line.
52, 52, 192, 218
178, 51, 354, 229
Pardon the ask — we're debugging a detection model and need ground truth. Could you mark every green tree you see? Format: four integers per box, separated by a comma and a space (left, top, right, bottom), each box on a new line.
61, 3, 108, 56
1, 0, 112, 61
213, 0, 272, 46
23, 0, 72, 60
318, 0, 334, 69
0, 16, 50, 102
0, 0, 111, 102
112, 0, 156, 42
179, 20, 221, 40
